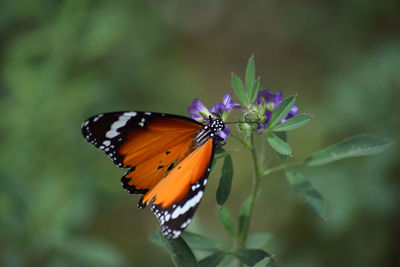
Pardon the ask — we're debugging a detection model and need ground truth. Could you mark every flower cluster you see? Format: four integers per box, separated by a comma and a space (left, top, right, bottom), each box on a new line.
255, 90, 298, 130
188, 94, 240, 142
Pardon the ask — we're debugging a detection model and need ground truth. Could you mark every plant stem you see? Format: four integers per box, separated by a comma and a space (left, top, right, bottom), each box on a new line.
237, 133, 261, 248
261, 161, 303, 177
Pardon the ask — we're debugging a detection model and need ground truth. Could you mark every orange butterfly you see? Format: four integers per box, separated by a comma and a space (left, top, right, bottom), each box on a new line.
81, 100, 236, 238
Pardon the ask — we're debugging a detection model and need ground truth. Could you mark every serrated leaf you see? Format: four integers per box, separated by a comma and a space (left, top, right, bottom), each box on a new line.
245, 233, 272, 249
181, 231, 227, 252
266, 132, 292, 156
231, 74, 248, 105
273, 114, 311, 132
249, 79, 260, 103
246, 56, 256, 101
216, 155, 233, 205
233, 249, 270, 266
216, 206, 235, 236
284, 168, 326, 219
158, 230, 198, 267
199, 251, 226, 267
305, 135, 392, 166
267, 95, 296, 128
238, 195, 252, 237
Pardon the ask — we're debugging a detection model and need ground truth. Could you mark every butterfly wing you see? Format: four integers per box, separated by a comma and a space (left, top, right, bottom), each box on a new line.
144, 139, 215, 238
82, 111, 215, 239
82, 111, 203, 194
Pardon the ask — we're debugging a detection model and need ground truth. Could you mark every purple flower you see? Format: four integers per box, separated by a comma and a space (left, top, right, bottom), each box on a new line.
255, 89, 298, 128
188, 98, 211, 120
210, 94, 241, 117
188, 94, 240, 144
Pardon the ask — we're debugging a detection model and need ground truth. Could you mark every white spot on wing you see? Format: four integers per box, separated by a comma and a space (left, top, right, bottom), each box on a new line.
144, 112, 151, 115
93, 114, 103, 122
171, 191, 203, 219
105, 114, 132, 138
103, 140, 111, 146
123, 112, 137, 117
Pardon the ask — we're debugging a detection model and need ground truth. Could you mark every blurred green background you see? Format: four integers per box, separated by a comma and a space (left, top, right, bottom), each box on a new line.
1, 0, 399, 266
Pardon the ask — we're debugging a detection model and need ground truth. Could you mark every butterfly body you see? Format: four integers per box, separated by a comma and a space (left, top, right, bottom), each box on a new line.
82, 111, 225, 238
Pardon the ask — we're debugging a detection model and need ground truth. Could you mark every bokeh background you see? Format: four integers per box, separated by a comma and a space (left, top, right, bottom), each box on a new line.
1, 0, 399, 266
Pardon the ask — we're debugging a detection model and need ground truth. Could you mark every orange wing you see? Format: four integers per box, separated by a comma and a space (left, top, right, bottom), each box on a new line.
81, 112, 203, 195
146, 139, 215, 238
119, 117, 203, 195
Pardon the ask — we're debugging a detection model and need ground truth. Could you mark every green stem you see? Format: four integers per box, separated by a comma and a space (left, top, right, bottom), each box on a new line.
261, 161, 303, 177
237, 133, 261, 248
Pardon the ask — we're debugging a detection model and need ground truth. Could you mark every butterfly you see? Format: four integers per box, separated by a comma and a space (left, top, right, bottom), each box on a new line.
81, 111, 226, 239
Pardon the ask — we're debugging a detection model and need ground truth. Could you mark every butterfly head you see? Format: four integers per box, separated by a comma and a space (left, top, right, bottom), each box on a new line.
204, 117, 225, 134
194, 116, 227, 147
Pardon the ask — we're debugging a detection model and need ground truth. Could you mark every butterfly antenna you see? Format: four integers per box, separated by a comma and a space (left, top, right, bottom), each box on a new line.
225, 121, 259, 125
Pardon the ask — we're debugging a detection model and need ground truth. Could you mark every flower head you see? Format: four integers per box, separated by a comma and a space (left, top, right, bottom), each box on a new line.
239, 90, 298, 135
210, 94, 241, 118
188, 94, 240, 145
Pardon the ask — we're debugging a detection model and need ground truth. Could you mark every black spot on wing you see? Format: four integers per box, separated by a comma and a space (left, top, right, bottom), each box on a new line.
152, 145, 215, 239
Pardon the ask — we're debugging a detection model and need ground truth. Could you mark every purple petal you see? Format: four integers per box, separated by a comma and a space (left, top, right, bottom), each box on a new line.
216, 126, 230, 141
188, 98, 209, 120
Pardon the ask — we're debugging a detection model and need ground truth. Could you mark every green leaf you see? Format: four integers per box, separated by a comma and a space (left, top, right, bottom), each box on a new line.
273, 114, 311, 132
246, 56, 257, 102
158, 230, 198, 267
254, 256, 276, 267
267, 95, 296, 128
233, 249, 270, 266
231, 74, 248, 105
266, 132, 292, 156
284, 168, 326, 219
181, 231, 227, 252
216, 155, 233, 205
238, 195, 252, 237
216, 206, 235, 236
199, 251, 226, 267
245, 233, 272, 249
305, 135, 393, 166
149, 232, 163, 247
249, 79, 260, 103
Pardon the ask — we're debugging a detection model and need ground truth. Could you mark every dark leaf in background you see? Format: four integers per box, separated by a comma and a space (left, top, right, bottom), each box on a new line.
216, 155, 233, 205
158, 230, 198, 267
181, 231, 227, 252
198, 251, 226, 267
233, 248, 271, 266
